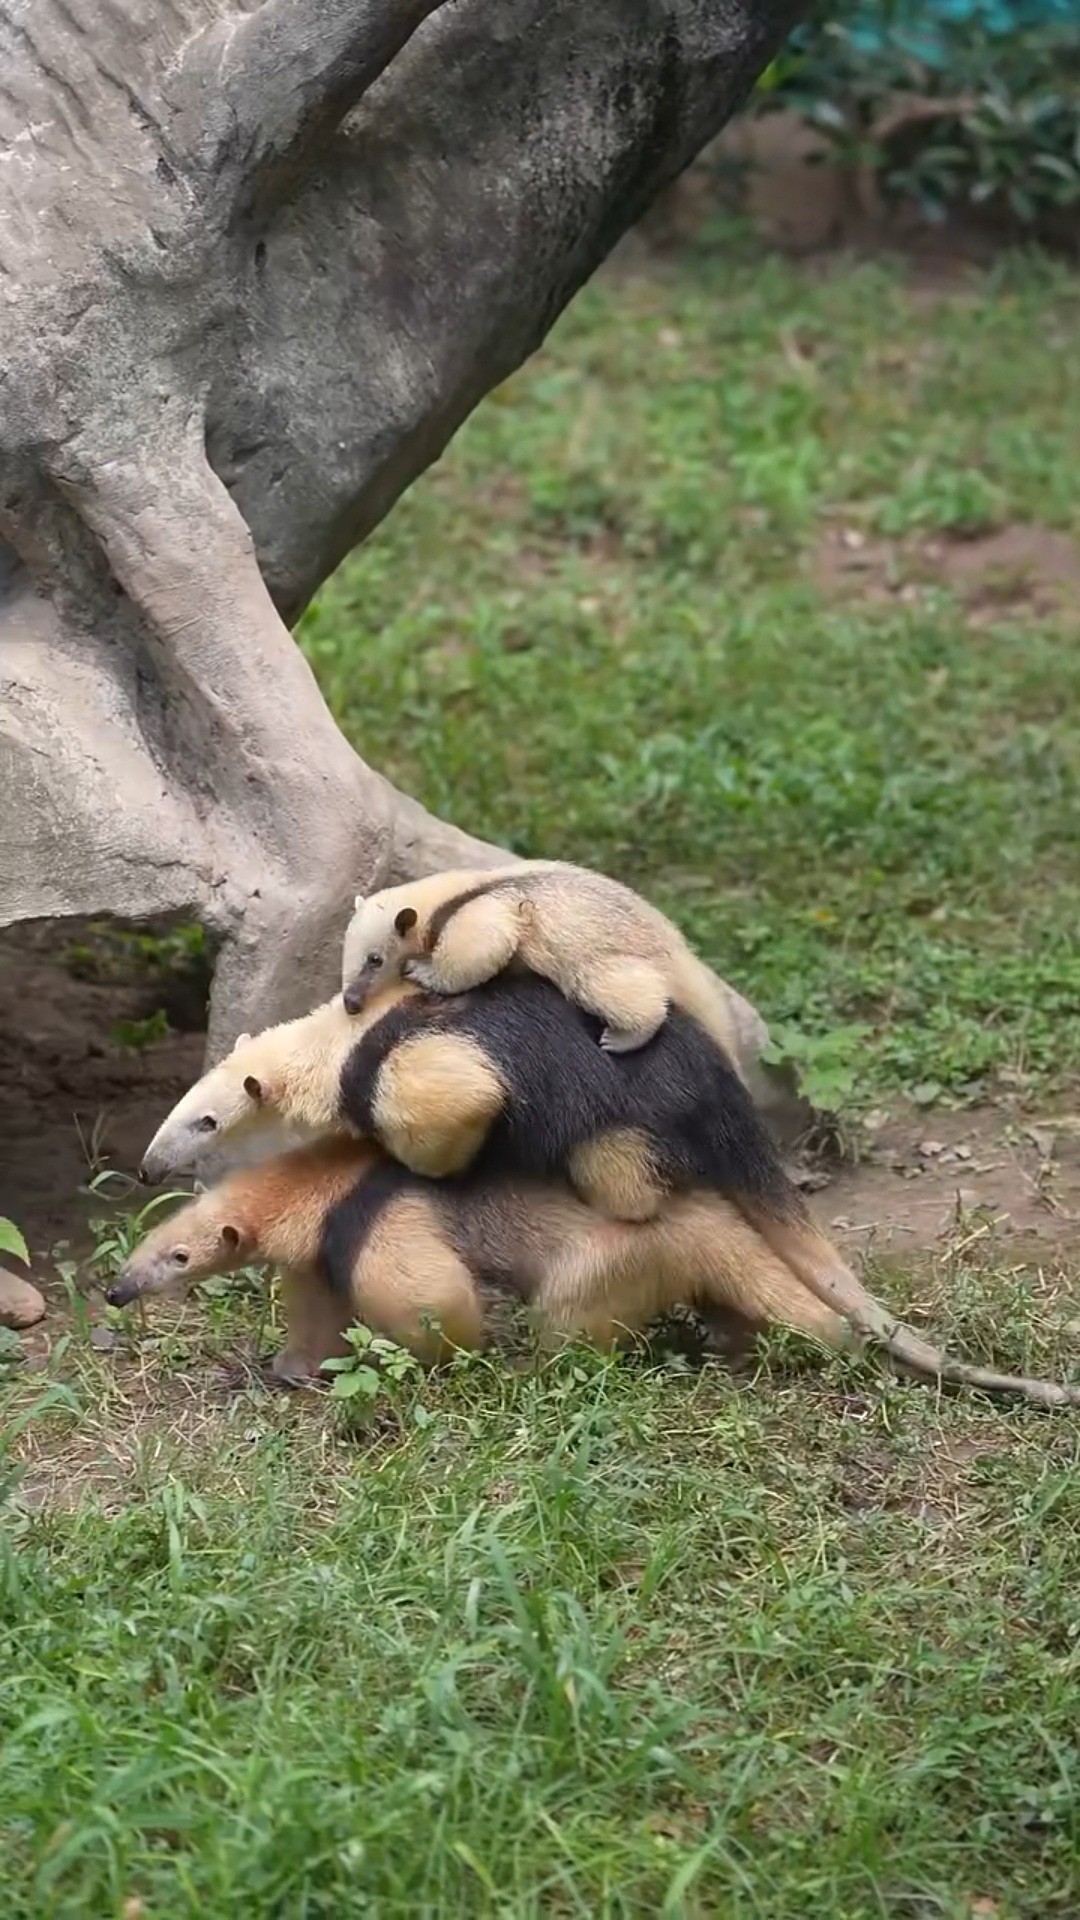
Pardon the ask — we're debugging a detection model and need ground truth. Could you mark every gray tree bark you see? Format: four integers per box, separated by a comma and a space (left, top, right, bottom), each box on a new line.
0, 0, 808, 1121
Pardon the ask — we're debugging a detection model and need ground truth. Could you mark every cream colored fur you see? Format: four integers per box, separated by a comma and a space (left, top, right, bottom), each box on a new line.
342, 860, 743, 1060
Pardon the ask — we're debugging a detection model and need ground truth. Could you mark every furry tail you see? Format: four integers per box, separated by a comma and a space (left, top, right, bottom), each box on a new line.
668, 949, 750, 1063
739, 1198, 1080, 1409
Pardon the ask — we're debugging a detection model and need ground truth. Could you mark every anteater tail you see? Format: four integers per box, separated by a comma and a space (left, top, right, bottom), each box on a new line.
667, 949, 745, 1062
736, 1195, 1080, 1409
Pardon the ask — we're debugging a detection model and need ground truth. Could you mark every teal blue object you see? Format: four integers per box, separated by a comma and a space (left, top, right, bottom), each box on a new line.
820, 0, 1075, 64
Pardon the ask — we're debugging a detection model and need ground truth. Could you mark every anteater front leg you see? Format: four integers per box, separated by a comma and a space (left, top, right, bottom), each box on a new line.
273, 1266, 354, 1386
372, 1033, 506, 1177
407, 894, 521, 994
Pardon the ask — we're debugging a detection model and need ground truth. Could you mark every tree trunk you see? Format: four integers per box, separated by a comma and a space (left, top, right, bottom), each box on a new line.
0, 0, 807, 1115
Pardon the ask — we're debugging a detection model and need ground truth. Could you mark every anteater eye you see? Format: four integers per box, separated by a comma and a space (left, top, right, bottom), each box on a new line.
196, 1115, 218, 1134
173, 1249, 190, 1268
366, 953, 384, 968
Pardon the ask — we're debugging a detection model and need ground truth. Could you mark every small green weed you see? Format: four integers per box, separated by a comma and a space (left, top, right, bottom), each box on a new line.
321, 1322, 431, 1436
81, 1171, 190, 1285
109, 1008, 170, 1050
0, 1217, 29, 1267
322, 1322, 424, 1405
760, 1019, 872, 1114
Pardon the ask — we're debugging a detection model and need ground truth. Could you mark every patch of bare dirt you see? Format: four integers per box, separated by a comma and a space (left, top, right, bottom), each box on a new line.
814, 521, 1080, 625
835, 1424, 1008, 1534
12, 1360, 255, 1513
0, 921, 203, 1266
819, 1103, 1080, 1268
814, 524, 914, 607
933, 526, 1080, 623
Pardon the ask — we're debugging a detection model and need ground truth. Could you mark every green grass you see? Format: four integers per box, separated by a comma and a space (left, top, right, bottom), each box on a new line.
7, 240, 1080, 1916
6, 1296, 1080, 1917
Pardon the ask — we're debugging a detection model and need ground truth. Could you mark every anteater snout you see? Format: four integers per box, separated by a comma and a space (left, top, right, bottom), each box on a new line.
105, 1277, 141, 1308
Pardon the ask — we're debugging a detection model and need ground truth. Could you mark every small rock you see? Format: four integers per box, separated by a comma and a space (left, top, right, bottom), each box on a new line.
792, 1166, 833, 1192
918, 1139, 945, 1157
90, 1325, 118, 1352
0, 1266, 45, 1330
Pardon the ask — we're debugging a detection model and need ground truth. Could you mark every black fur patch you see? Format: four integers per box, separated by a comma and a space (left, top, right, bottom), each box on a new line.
429, 1182, 553, 1301
318, 1157, 431, 1298
338, 973, 802, 1221
317, 1155, 565, 1304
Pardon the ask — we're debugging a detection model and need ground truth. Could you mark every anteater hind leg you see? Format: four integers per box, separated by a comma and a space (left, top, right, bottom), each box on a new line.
533, 1219, 669, 1350
677, 1197, 848, 1346
569, 956, 669, 1053
568, 1128, 666, 1222
536, 1287, 656, 1352
537, 1198, 847, 1355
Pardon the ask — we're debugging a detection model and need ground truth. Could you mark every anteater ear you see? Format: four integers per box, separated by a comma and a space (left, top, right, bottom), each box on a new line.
235, 1032, 252, 1049
395, 906, 418, 936
221, 1222, 244, 1253
243, 1074, 264, 1103
353, 893, 365, 913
